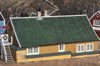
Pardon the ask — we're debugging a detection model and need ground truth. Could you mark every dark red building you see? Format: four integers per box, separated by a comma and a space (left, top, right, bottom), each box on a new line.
90, 11, 100, 38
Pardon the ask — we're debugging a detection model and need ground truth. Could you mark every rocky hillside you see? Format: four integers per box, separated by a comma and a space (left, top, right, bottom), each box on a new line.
0, 0, 100, 18
0, 0, 55, 17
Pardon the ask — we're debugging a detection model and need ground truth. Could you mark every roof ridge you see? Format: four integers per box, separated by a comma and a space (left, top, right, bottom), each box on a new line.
11, 14, 87, 19
90, 11, 100, 20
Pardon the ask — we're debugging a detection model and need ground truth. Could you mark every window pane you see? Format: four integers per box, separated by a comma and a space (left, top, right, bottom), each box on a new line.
59, 44, 64, 51
86, 44, 93, 51
78, 46, 80, 51
60, 44, 62, 50
61, 44, 63, 50
94, 20, 100, 26
34, 47, 38, 53
77, 45, 84, 52
87, 45, 89, 50
28, 48, 33, 53
90, 44, 93, 50
81, 45, 84, 51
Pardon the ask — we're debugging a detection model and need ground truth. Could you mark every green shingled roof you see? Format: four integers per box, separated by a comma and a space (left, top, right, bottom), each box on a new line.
11, 15, 99, 48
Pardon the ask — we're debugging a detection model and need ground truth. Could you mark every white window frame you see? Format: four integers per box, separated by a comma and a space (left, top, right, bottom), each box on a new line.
27, 48, 34, 55
86, 43, 94, 52
93, 20, 100, 26
58, 44, 65, 52
27, 47, 39, 55
76, 44, 84, 53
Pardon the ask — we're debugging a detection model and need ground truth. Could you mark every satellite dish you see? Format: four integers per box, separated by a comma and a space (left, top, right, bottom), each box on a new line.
3, 35, 7, 40
1, 34, 8, 42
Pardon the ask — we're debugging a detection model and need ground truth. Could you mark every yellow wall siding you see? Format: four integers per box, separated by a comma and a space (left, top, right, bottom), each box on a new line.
14, 41, 99, 63
65, 41, 98, 53
93, 41, 98, 51
22, 41, 98, 55
65, 43, 76, 53
13, 41, 99, 57
40, 45, 58, 54
16, 50, 26, 63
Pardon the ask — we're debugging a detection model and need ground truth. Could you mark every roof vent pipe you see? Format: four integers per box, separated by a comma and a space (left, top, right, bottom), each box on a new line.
44, 10, 48, 16
37, 11, 42, 20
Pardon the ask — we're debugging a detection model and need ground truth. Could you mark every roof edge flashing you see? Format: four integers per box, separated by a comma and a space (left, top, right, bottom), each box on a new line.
10, 17, 22, 48
10, 14, 87, 20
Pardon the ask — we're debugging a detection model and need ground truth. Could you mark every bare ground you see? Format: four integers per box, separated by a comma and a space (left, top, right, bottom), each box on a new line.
0, 56, 100, 66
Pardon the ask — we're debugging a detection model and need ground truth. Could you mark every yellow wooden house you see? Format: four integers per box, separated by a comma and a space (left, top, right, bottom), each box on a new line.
1, 12, 99, 63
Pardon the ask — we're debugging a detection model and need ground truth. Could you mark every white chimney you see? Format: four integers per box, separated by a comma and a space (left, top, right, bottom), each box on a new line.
44, 10, 48, 16
37, 11, 42, 20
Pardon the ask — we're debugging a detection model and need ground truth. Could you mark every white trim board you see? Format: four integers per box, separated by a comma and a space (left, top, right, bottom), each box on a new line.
58, 44, 65, 52
93, 27, 100, 31
90, 11, 100, 20
11, 14, 87, 19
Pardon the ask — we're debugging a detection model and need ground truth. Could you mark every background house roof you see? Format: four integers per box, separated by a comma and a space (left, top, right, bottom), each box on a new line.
30, 12, 37, 17
90, 11, 100, 20
11, 15, 99, 48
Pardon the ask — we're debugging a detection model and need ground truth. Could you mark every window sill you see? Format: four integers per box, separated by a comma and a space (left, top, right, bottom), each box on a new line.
59, 50, 65, 52
76, 51, 84, 53
86, 50, 93, 52
27, 53, 39, 55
